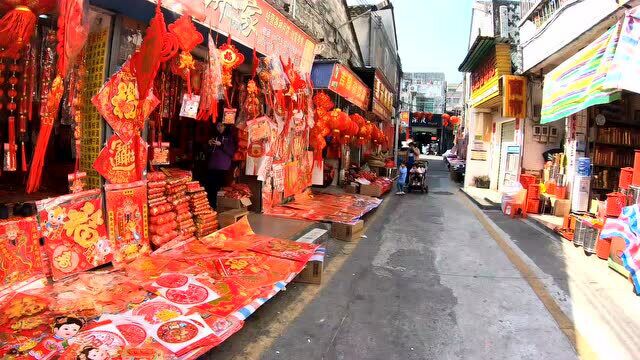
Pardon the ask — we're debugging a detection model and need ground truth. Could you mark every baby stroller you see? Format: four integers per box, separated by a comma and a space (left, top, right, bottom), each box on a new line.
407, 161, 428, 193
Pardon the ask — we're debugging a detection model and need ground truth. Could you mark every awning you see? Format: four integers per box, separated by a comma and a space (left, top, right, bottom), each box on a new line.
311, 61, 370, 111
541, 22, 622, 124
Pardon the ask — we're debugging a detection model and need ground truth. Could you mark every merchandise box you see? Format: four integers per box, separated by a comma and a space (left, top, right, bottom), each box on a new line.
218, 209, 249, 228
359, 184, 384, 197
330, 220, 364, 241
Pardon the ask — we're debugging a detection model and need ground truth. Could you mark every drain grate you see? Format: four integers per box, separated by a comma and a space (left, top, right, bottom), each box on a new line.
432, 191, 454, 195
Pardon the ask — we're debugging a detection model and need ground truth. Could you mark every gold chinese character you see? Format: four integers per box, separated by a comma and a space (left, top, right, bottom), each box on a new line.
109, 140, 135, 172
239, 0, 262, 36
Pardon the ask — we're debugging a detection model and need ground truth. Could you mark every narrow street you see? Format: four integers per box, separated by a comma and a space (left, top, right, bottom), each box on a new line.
207, 158, 588, 360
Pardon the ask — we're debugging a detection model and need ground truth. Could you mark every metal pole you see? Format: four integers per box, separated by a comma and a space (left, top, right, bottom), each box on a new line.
394, 110, 400, 167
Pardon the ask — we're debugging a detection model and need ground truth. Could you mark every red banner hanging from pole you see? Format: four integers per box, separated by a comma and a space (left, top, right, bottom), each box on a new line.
155, 0, 316, 74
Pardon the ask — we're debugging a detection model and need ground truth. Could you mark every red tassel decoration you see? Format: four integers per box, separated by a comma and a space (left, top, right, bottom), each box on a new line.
0, 6, 35, 58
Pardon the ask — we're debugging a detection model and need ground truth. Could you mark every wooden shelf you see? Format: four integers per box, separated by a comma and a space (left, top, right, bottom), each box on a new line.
592, 164, 628, 169
592, 187, 613, 191
591, 141, 637, 149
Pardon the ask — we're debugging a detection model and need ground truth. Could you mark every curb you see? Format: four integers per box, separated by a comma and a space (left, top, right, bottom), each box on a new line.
458, 188, 501, 210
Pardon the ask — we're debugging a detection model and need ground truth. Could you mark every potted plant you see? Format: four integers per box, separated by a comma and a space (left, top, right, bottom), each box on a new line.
474, 175, 490, 189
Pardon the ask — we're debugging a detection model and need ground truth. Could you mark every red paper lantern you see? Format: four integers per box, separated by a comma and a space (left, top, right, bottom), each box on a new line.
442, 113, 451, 121
450, 116, 461, 125
426, 112, 433, 121
0, 0, 56, 58
313, 92, 334, 112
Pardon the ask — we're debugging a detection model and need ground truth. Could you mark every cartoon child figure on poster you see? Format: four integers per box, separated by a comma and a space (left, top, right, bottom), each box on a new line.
43, 206, 67, 238
76, 346, 111, 360
28, 317, 85, 359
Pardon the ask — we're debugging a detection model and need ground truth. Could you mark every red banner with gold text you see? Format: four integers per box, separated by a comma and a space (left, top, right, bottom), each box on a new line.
155, 0, 316, 73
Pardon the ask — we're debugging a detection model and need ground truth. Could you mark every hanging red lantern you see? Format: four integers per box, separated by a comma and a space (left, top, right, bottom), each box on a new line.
442, 113, 451, 121
0, 1, 56, 58
313, 92, 334, 112
450, 116, 461, 125
426, 112, 433, 121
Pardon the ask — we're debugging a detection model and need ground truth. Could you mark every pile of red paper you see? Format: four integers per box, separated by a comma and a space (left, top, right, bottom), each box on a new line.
264, 191, 382, 224
221, 183, 252, 199
0, 219, 320, 359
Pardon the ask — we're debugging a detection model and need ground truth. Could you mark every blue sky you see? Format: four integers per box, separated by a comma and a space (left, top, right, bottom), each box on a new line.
393, 0, 473, 83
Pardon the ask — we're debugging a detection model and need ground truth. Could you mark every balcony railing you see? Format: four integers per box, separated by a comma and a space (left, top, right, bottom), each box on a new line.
521, 0, 573, 29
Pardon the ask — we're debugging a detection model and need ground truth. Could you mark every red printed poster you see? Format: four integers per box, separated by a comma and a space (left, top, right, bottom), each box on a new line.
93, 135, 148, 184
105, 181, 150, 266
272, 162, 284, 192
0, 217, 45, 292
283, 161, 298, 198
36, 189, 113, 281
91, 59, 160, 142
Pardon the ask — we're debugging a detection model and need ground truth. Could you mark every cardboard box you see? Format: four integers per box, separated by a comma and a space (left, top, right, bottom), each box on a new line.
344, 184, 358, 194
330, 220, 364, 241
293, 261, 323, 284
359, 184, 383, 197
293, 228, 328, 284
217, 195, 252, 211
218, 209, 249, 228
553, 199, 571, 217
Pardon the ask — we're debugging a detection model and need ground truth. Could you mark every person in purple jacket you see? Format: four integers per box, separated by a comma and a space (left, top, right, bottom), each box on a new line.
206, 122, 237, 208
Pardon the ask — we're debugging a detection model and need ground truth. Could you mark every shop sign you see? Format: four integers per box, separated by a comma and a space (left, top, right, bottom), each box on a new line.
399, 111, 410, 127
470, 150, 487, 161
470, 43, 511, 108
471, 51, 496, 93
502, 75, 527, 118
157, 0, 316, 73
506, 145, 520, 154
372, 73, 393, 120
328, 64, 370, 111
410, 115, 441, 128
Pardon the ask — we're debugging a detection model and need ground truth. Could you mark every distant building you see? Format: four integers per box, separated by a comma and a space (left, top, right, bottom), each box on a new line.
400, 72, 446, 114
446, 82, 463, 115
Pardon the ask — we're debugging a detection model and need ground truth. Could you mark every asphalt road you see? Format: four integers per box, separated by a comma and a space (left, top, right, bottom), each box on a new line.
205, 157, 581, 360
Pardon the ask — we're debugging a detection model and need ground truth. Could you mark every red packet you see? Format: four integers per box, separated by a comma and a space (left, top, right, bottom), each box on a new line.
36, 190, 113, 281
0, 217, 45, 293
93, 135, 148, 184
249, 237, 319, 262
222, 108, 237, 125
104, 181, 150, 266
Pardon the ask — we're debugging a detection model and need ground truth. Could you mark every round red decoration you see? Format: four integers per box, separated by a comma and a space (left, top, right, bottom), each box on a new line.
156, 273, 189, 288
116, 323, 147, 346
157, 320, 199, 343
165, 284, 209, 304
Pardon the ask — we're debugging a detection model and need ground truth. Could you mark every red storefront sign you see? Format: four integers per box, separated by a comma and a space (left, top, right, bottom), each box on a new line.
372, 73, 393, 120
502, 75, 527, 119
156, 0, 316, 73
328, 64, 370, 111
